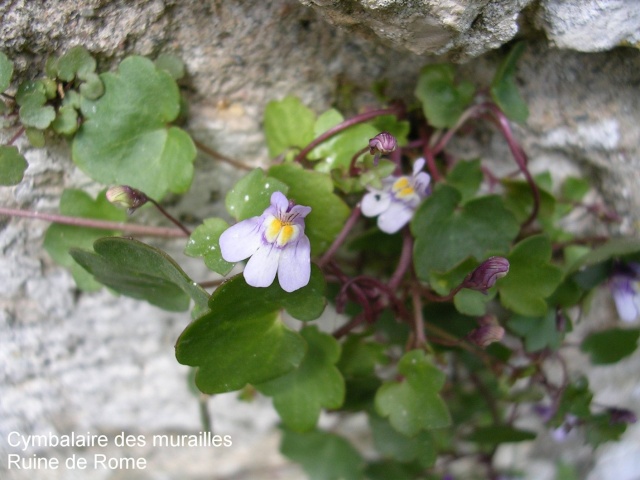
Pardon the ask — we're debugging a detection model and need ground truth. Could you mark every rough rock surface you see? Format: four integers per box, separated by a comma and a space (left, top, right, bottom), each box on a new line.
1, 1, 640, 479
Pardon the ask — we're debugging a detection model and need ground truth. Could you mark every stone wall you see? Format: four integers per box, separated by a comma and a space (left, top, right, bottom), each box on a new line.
1, 1, 639, 479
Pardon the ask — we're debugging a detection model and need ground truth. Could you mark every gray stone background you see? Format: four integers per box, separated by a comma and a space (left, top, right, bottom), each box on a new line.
1, 0, 639, 479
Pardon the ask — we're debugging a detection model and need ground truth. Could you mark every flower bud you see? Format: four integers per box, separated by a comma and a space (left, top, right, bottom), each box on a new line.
467, 315, 505, 347
462, 256, 510, 294
368, 131, 397, 156
608, 407, 637, 425
106, 185, 148, 213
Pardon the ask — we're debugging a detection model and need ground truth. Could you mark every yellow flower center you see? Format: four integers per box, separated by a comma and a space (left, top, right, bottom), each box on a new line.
392, 177, 416, 199
264, 215, 300, 247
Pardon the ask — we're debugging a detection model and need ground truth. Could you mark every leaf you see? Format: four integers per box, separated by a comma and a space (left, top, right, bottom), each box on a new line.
18, 85, 55, 129
507, 309, 563, 352
0, 51, 13, 92
184, 218, 234, 275
44, 189, 126, 291
445, 159, 483, 202
264, 96, 316, 158
502, 177, 556, 224
467, 425, 536, 445
454, 288, 495, 316
568, 238, 640, 273
498, 235, 563, 316
70, 237, 210, 312
414, 64, 475, 128
561, 177, 590, 202
490, 42, 529, 123
369, 414, 436, 468
0, 146, 28, 185
224, 168, 289, 221
581, 328, 640, 365
174, 266, 326, 393
256, 326, 344, 432
280, 429, 364, 480
411, 185, 519, 280
337, 335, 388, 378
375, 350, 451, 436
585, 412, 627, 447
79, 72, 104, 100
269, 163, 351, 256
154, 53, 186, 80
371, 115, 410, 146
51, 105, 79, 135
72, 56, 196, 199
54, 46, 96, 82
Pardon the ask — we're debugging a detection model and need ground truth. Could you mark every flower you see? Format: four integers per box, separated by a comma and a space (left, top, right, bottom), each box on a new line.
609, 262, 640, 322
462, 257, 510, 294
219, 191, 312, 292
361, 157, 430, 234
466, 315, 505, 348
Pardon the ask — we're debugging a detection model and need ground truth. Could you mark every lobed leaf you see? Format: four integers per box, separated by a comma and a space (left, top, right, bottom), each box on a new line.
264, 96, 316, 158
256, 326, 345, 432
225, 168, 289, 221
184, 217, 234, 276
0, 146, 28, 185
72, 56, 196, 199
175, 266, 326, 393
375, 350, 451, 436
490, 42, 529, 123
581, 328, 640, 365
0, 51, 13, 92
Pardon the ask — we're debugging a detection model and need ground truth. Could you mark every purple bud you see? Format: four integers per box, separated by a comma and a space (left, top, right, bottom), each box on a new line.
368, 131, 397, 156
608, 407, 637, 425
467, 315, 505, 347
106, 185, 148, 214
462, 257, 510, 294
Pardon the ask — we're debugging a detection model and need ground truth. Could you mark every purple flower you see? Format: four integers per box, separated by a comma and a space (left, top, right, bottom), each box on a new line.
361, 157, 430, 234
609, 262, 640, 322
219, 191, 312, 292
368, 131, 397, 156
462, 257, 510, 294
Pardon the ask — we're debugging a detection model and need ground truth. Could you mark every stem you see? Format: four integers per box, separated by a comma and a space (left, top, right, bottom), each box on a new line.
318, 204, 361, 267
199, 393, 213, 434
194, 139, 253, 171
420, 127, 443, 182
348, 146, 370, 176
7, 126, 25, 146
333, 313, 366, 339
0, 206, 188, 238
294, 106, 403, 163
388, 229, 413, 290
147, 198, 191, 236
430, 104, 485, 155
411, 282, 427, 349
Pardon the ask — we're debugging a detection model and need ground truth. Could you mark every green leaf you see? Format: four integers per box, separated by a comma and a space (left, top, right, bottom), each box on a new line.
490, 42, 529, 123
264, 96, 316, 158
154, 53, 186, 80
467, 425, 536, 445
25, 128, 45, 148
454, 288, 495, 316
269, 163, 351, 256
498, 235, 563, 316
280, 429, 364, 480
502, 177, 556, 226
55, 46, 96, 82
415, 64, 475, 128
51, 105, 79, 135
72, 56, 196, 199
70, 237, 209, 312
0, 51, 13, 92
507, 309, 563, 352
581, 328, 640, 365
369, 414, 436, 468
18, 87, 55, 129
445, 159, 483, 202
309, 109, 379, 173
568, 238, 640, 273
337, 335, 388, 378
184, 217, 234, 275
0, 146, 28, 185
412, 185, 519, 279
225, 168, 289, 221
256, 326, 344, 432
44, 189, 126, 291
585, 413, 627, 447
79, 72, 104, 100
175, 266, 326, 393
375, 350, 451, 436
561, 177, 590, 202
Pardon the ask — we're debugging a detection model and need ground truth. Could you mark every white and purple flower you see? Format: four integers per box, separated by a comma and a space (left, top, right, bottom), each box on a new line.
219, 191, 312, 292
361, 157, 431, 234
609, 262, 640, 322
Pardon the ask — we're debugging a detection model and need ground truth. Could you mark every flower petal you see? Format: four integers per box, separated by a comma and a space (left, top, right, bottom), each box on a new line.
377, 200, 414, 233
611, 277, 640, 322
219, 217, 263, 262
243, 243, 280, 288
278, 235, 311, 292
270, 191, 289, 212
361, 190, 391, 218
412, 157, 426, 175
413, 172, 431, 196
